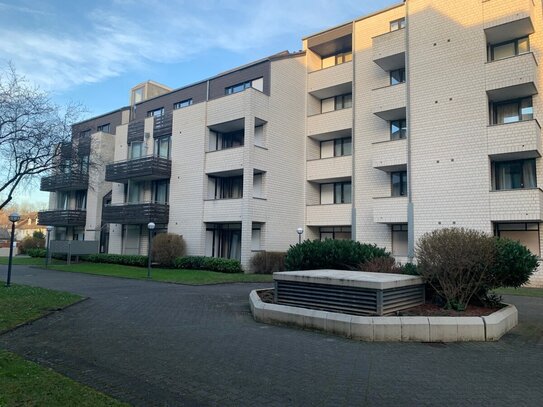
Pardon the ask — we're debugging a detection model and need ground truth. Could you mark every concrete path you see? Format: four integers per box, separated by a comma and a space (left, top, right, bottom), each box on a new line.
1, 265, 542, 406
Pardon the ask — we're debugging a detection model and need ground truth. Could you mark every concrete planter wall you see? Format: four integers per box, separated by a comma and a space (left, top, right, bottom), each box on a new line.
249, 289, 518, 342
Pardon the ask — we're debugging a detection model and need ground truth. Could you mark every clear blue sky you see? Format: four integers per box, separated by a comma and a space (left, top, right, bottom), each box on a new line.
1, 0, 398, 207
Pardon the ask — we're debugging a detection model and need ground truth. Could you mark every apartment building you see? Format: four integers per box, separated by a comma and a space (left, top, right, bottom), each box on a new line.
39, 0, 543, 286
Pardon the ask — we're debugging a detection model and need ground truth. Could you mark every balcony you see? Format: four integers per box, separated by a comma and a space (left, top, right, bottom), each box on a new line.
207, 88, 269, 125
485, 53, 538, 102
489, 188, 543, 221
205, 147, 244, 174
308, 62, 353, 98
203, 199, 243, 223
307, 108, 352, 139
488, 120, 541, 160
38, 209, 87, 227
372, 83, 406, 121
40, 173, 89, 192
102, 202, 169, 225
483, 0, 535, 44
127, 120, 144, 143
105, 156, 171, 183
306, 204, 351, 226
372, 139, 407, 172
306, 156, 352, 182
372, 28, 405, 71
373, 196, 408, 224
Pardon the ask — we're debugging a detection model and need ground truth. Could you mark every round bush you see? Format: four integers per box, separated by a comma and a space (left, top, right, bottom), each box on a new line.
151, 233, 186, 267
19, 236, 45, 254
250, 252, 286, 274
489, 237, 538, 289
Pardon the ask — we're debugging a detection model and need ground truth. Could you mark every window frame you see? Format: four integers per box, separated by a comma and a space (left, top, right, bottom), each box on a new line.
494, 222, 540, 257
146, 107, 164, 118
333, 137, 352, 157
97, 123, 110, 133
493, 159, 537, 190
334, 93, 352, 110
173, 99, 193, 110
390, 18, 406, 32
492, 96, 533, 125
333, 181, 352, 204
390, 119, 407, 140
391, 171, 408, 197
390, 68, 406, 86
391, 224, 408, 256
154, 135, 171, 159
489, 36, 530, 61
319, 226, 352, 241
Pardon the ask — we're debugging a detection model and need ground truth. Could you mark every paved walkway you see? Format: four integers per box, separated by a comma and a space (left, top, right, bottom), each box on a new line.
1, 265, 542, 407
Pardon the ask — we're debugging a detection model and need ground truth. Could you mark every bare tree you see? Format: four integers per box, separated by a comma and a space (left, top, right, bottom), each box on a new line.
0, 63, 82, 210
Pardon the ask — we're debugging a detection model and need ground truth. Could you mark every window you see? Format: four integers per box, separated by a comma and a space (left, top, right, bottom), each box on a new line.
321, 51, 352, 69
391, 171, 407, 196
128, 142, 143, 159
133, 87, 144, 104
211, 176, 243, 199
490, 37, 529, 61
494, 223, 540, 257
75, 190, 87, 210
154, 136, 170, 159
80, 129, 91, 138
390, 18, 405, 31
126, 181, 143, 203
79, 155, 89, 174
174, 99, 193, 109
390, 119, 407, 140
205, 223, 241, 260
146, 107, 164, 118
320, 226, 351, 241
390, 68, 406, 85
56, 191, 69, 210
392, 224, 408, 256
153, 180, 169, 204
210, 130, 244, 151
492, 97, 533, 125
320, 182, 351, 204
334, 137, 352, 157
61, 159, 72, 175
225, 77, 263, 95
253, 173, 264, 198
97, 123, 110, 133
335, 93, 352, 110
494, 159, 536, 190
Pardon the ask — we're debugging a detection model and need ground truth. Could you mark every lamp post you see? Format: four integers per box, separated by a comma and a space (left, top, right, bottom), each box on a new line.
6, 212, 21, 287
147, 222, 156, 280
45, 225, 54, 269
296, 227, 304, 244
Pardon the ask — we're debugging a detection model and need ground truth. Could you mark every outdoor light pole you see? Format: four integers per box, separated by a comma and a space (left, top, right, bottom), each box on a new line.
45, 225, 54, 269
147, 222, 156, 280
6, 212, 21, 287
296, 227, 304, 244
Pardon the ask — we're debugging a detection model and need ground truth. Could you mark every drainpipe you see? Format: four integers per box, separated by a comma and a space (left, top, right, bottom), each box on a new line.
351, 21, 357, 240
405, 0, 415, 262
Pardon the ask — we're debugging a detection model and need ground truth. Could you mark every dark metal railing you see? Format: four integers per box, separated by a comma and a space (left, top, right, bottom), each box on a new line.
105, 156, 171, 183
40, 172, 89, 192
38, 209, 87, 226
153, 113, 172, 138
102, 202, 169, 225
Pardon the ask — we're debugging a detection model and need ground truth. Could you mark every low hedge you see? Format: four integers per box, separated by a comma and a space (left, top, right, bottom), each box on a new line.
26, 248, 47, 258
250, 251, 286, 274
81, 253, 148, 267
173, 256, 243, 273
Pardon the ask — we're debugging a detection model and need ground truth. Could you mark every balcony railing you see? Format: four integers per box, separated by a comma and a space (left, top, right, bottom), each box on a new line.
38, 209, 87, 226
105, 156, 171, 183
102, 202, 169, 225
40, 172, 89, 192
153, 113, 173, 138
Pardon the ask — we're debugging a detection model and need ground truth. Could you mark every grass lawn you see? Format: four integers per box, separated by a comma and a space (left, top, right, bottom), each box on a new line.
0, 256, 63, 266
493, 287, 543, 298
0, 284, 126, 406
47, 262, 274, 285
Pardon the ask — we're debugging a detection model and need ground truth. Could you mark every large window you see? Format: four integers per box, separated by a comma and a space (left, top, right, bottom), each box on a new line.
391, 171, 407, 196
56, 191, 69, 210
126, 181, 144, 203
494, 159, 536, 190
225, 77, 263, 95
390, 68, 406, 85
128, 141, 143, 160
210, 130, 244, 151
211, 176, 243, 199
334, 137, 352, 157
205, 223, 241, 260
490, 37, 529, 61
320, 226, 351, 241
495, 223, 540, 257
75, 190, 87, 210
390, 119, 407, 140
154, 136, 170, 159
321, 51, 352, 68
335, 93, 352, 110
173, 99, 193, 109
390, 18, 405, 32
97, 123, 110, 133
146, 107, 164, 118
80, 129, 91, 138
79, 155, 89, 174
153, 180, 169, 204
392, 224, 408, 256
492, 97, 533, 125
320, 182, 351, 204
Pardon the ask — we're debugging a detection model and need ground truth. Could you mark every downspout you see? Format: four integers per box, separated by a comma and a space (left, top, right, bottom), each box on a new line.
351, 21, 357, 241
405, 0, 415, 261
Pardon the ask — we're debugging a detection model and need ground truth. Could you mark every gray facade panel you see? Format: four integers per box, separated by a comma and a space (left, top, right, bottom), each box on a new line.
72, 109, 126, 137
208, 61, 271, 100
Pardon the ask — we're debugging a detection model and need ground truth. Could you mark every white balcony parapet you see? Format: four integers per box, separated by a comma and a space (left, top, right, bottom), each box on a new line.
307, 156, 352, 182
372, 139, 407, 172
373, 196, 408, 224
306, 204, 351, 226
489, 188, 543, 222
